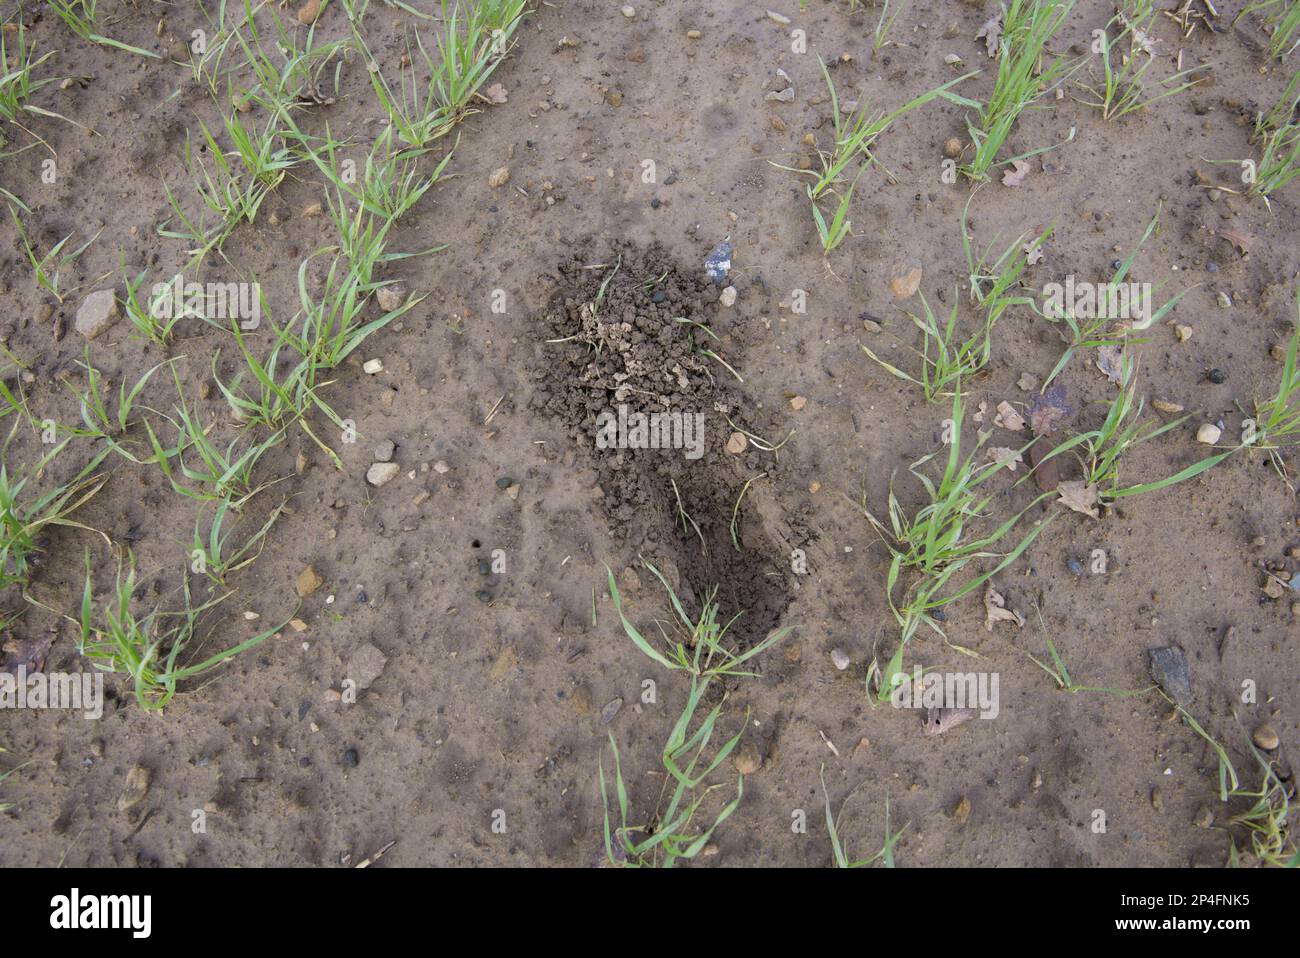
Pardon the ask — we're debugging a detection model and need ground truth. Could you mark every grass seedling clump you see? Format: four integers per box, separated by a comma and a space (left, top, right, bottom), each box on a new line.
1250, 286, 1300, 479
1039, 353, 1235, 506
77, 550, 287, 710
821, 765, 908, 867
599, 559, 791, 866
47, 0, 159, 58
962, 0, 1078, 180
6, 201, 100, 304
860, 291, 992, 401
0, 438, 107, 590
771, 58, 976, 252
1236, 0, 1300, 59
1038, 213, 1186, 387
1077, 12, 1207, 120
856, 388, 1051, 692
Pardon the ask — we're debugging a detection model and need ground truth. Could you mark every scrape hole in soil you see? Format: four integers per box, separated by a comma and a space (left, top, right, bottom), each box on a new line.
532, 241, 800, 648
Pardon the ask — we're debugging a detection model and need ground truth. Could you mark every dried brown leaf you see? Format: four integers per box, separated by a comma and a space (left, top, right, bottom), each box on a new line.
1001, 158, 1031, 187
984, 584, 1025, 632
994, 400, 1025, 431
1057, 480, 1100, 519
975, 13, 1002, 57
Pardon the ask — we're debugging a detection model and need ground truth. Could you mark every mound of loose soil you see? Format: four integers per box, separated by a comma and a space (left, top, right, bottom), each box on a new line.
533, 240, 797, 645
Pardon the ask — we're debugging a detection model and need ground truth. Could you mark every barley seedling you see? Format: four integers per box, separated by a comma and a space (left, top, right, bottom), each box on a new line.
47, 0, 159, 58
62, 354, 175, 463
821, 765, 908, 867
144, 367, 285, 507
962, 194, 1052, 328
855, 387, 1052, 693
1022, 606, 1155, 695
189, 496, 286, 585
773, 57, 977, 199
598, 693, 745, 868
0, 25, 79, 145
1077, 12, 1207, 120
5, 202, 100, 304
0, 439, 108, 590
606, 560, 791, 680
362, 0, 527, 149
1236, 0, 1300, 60
228, 0, 348, 112
77, 549, 287, 710
120, 269, 184, 346
1249, 286, 1300, 479
1039, 213, 1186, 387
295, 245, 428, 371
211, 313, 315, 430
1227, 759, 1296, 867
872, 0, 911, 57
962, 0, 1079, 180
1255, 69, 1300, 141
1038, 353, 1234, 505
600, 556, 787, 867
1250, 116, 1300, 202
861, 290, 994, 401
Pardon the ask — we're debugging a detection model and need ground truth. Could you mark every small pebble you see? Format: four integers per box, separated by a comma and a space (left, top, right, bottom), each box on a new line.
831, 648, 851, 671
1196, 423, 1222, 445
342, 747, 359, 768
1252, 723, 1279, 751
733, 741, 761, 775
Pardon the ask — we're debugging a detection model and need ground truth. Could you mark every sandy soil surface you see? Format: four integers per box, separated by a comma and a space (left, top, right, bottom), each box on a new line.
0, 0, 1296, 867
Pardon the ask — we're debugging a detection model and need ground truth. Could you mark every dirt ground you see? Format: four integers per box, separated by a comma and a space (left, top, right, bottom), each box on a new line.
1, 0, 1298, 867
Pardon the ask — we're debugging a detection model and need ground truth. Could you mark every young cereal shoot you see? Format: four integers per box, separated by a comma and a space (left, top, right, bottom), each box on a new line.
598, 688, 746, 868
1077, 13, 1208, 121
144, 367, 285, 507
6, 202, 100, 304
0, 25, 82, 146
962, 194, 1052, 332
0, 439, 108, 590
1038, 353, 1235, 507
873, 0, 912, 57
1236, 0, 1300, 60
362, 0, 528, 148
1250, 285, 1300, 479
1039, 212, 1187, 387
600, 556, 789, 867
189, 497, 287, 586
120, 268, 184, 346
1250, 115, 1300, 203
47, 0, 160, 59
855, 387, 1052, 692
773, 58, 977, 199
821, 765, 908, 867
1227, 756, 1296, 867
77, 549, 288, 710
62, 354, 175, 463
606, 559, 791, 681
861, 290, 995, 401
962, 0, 1079, 180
